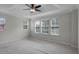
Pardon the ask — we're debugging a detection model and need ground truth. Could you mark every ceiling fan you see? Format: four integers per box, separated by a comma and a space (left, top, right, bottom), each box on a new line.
23, 4, 42, 13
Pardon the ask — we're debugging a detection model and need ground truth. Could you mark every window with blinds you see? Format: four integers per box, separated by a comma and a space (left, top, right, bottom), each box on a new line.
0, 16, 5, 31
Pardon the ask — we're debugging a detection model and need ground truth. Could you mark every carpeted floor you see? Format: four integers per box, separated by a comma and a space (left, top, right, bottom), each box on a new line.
0, 38, 78, 54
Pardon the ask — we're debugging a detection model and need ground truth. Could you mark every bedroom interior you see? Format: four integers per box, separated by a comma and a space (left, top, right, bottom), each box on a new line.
0, 4, 78, 54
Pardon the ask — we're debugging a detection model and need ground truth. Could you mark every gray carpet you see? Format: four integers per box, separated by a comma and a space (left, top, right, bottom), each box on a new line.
0, 38, 78, 54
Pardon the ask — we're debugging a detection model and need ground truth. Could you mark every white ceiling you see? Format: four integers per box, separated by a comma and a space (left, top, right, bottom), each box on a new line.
0, 4, 77, 18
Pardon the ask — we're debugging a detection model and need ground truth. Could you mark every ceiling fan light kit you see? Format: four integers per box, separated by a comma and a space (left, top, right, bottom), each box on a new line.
30, 9, 35, 13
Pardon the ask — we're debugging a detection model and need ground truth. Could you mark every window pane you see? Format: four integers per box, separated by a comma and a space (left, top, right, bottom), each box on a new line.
51, 28, 59, 35
36, 27, 40, 32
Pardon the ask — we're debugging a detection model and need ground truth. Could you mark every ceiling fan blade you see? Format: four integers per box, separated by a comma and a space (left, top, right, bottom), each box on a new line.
25, 4, 32, 8
35, 5, 41, 8
35, 9, 41, 12
31, 4, 35, 9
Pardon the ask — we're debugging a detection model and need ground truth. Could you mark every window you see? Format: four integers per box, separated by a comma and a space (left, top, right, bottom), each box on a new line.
35, 20, 49, 34
51, 18, 59, 35
35, 21, 41, 33
34, 17, 59, 35
0, 16, 5, 31
41, 20, 49, 34
23, 20, 28, 30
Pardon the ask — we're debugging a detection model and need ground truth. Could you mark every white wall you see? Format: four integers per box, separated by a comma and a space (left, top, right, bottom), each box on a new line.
0, 11, 29, 44
70, 9, 78, 48
30, 9, 78, 48
0, 6, 77, 50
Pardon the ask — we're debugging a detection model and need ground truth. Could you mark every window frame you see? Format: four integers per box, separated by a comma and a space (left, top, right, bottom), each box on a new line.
50, 17, 59, 35
34, 17, 59, 36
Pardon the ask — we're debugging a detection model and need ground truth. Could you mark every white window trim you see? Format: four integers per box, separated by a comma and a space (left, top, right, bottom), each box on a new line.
34, 18, 59, 36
